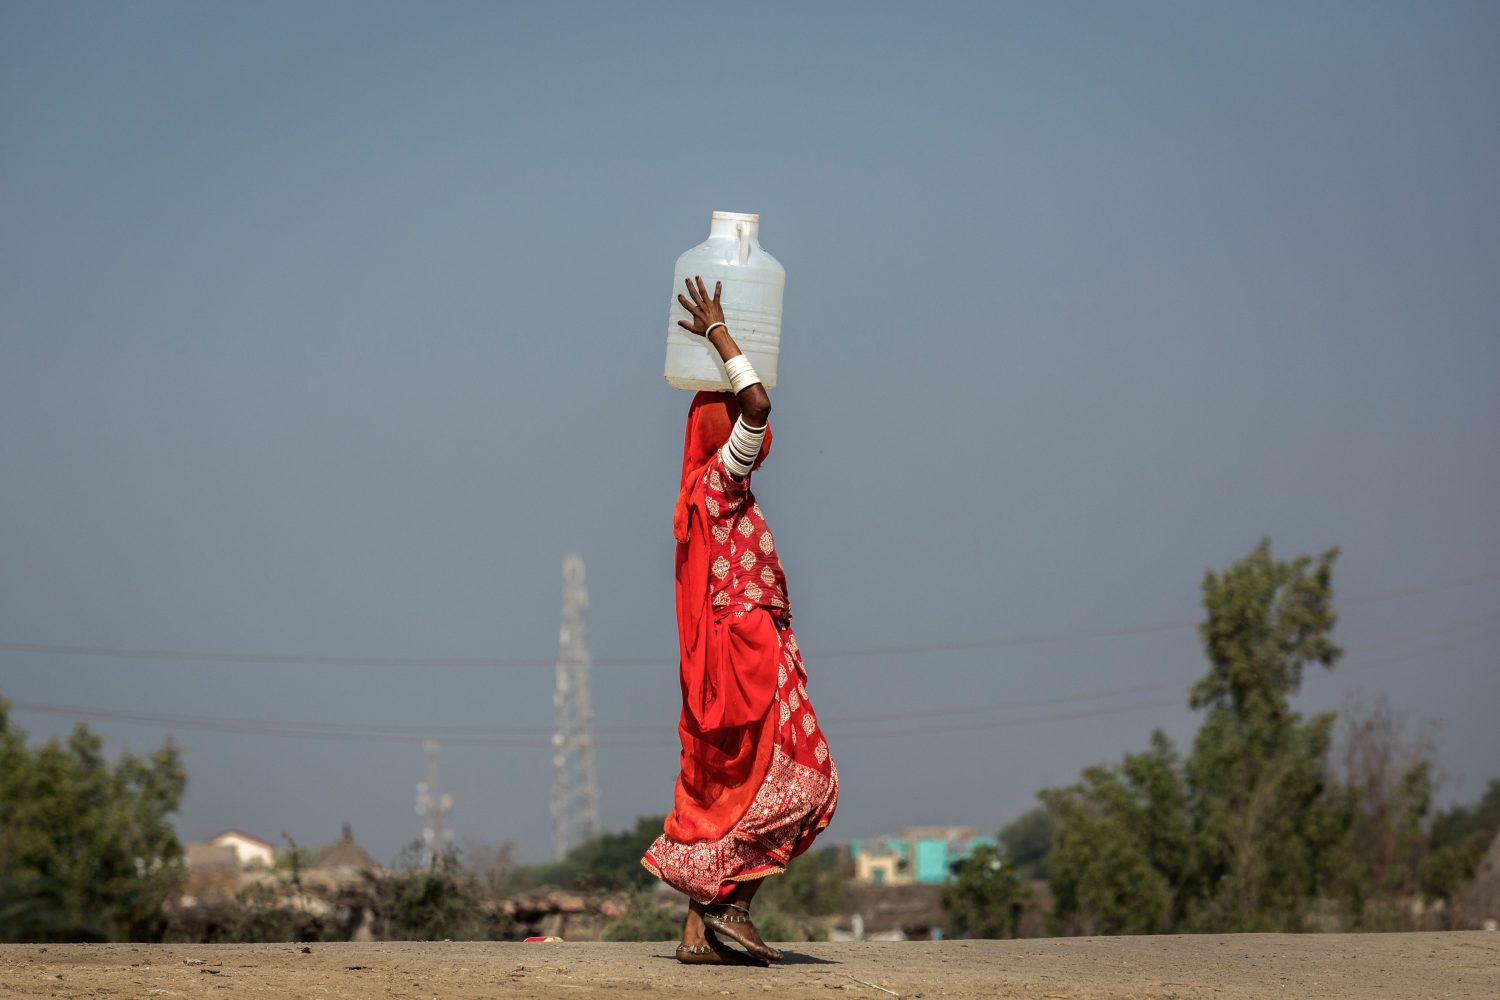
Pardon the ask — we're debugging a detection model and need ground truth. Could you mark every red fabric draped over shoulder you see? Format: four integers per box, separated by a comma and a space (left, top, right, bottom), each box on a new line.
666, 392, 776, 844
671, 391, 770, 546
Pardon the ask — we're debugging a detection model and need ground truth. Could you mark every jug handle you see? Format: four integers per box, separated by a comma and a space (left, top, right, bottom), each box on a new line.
737, 223, 750, 265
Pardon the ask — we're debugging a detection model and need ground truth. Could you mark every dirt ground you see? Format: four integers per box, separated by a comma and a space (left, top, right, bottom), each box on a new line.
1, 933, 1495, 1000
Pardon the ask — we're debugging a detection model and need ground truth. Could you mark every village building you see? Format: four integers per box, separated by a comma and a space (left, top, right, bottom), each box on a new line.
183, 842, 239, 872
203, 829, 277, 870
849, 825, 997, 885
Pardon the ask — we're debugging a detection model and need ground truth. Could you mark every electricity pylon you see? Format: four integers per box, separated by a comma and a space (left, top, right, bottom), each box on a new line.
550, 554, 600, 859
415, 738, 453, 864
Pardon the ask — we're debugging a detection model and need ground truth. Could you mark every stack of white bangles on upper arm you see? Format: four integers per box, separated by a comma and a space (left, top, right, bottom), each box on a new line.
719, 355, 765, 477
720, 416, 766, 477
723, 354, 760, 395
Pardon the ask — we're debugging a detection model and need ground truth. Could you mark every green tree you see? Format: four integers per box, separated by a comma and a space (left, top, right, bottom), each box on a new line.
757, 848, 845, 917
601, 892, 680, 941
1183, 540, 1348, 931
745, 902, 798, 943
0, 874, 104, 943
205, 882, 330, 944
365, 843, 511, 941
1037, 541, 1355, 934
1429, 780, 1500, 853
1420, 834, 1490, 905
511, 816, 666, 893
941, 845, 1030, 938
1420, 780, 1500, 903
562, 816, 664, 891
747, 849, 843, 942
0, 699, 186, 941
999, 806, 1053, 881
1330, 696, 1436, 926
1041, 731, 1191, 934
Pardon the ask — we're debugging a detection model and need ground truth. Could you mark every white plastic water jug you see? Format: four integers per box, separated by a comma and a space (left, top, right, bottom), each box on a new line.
664, 211, 785, 391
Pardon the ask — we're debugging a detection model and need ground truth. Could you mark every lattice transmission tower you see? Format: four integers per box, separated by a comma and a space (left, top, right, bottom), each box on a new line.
415, 738, 453, 864
550, 554, 600, 859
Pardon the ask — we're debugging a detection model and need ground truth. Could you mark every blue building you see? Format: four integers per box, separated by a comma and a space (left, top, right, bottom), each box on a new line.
850, 826, 998, 885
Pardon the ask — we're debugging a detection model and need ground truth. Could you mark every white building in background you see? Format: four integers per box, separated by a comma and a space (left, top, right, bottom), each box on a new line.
206, 829, 276, 869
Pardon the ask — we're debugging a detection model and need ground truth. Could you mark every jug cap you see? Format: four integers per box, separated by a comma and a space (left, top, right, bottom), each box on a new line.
711, 211, 759, 224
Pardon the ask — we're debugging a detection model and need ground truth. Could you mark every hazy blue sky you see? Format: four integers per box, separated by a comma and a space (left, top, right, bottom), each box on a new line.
2, 1, 1497, 864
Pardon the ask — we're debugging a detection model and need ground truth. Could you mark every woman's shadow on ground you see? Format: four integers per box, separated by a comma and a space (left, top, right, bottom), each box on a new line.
651, 948, 839, 966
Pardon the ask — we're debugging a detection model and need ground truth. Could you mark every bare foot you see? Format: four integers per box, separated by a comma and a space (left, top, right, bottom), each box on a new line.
681, 900, 710, 950
677, 903, 766, 966
675, 935, 768, 967
702, 903, 783, 962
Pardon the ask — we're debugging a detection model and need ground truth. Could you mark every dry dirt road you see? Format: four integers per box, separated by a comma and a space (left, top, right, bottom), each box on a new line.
2, 933, 1495, 999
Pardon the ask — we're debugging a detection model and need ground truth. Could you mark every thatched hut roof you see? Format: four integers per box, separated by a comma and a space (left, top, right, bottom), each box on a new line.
311, 824, 381, 878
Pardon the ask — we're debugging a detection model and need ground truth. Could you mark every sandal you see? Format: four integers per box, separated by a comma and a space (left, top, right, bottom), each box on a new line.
702, 903, 784, 962
674, 939, 768, 967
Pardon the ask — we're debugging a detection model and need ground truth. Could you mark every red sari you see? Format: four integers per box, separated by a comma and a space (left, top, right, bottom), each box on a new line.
642, 396, 838, 903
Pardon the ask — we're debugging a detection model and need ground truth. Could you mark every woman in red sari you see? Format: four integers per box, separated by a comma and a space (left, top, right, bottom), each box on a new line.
642, 276, 839, 966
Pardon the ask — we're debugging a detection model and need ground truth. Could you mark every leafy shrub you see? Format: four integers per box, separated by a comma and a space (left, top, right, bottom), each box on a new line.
941, 846, 1029, 938
366, 843, 512, 941
601, 895, 679, 941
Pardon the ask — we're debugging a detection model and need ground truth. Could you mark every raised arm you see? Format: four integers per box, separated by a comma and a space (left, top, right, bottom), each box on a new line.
677, 276, 771, 427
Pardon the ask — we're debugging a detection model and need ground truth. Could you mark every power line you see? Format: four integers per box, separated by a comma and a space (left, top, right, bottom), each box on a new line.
1338, 571, 1500, 607
828, 697, 1192, 741
811, 620, 1192, 659
1, 693, 1192, 749
590, 696, 1198, 748
3, 677, 1189, 746
1338, 622, 1500, 676
0, 700, 550, 746
7, 617, 1495, 749
0, 641, 571, 669
824, 678, 1189, 726
818, 611, 1500, 727
2, 570, 1493, 669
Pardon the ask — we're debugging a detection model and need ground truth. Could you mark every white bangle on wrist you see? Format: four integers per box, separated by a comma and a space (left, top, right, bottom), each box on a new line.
703, 322, 727, 338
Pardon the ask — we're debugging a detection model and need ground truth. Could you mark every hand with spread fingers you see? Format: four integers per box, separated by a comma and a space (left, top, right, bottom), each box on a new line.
677, 276, 727, 338
673, 274, 770, 425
